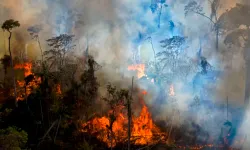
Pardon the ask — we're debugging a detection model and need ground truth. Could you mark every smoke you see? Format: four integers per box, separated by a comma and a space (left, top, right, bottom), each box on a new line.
1, 0, 250, 147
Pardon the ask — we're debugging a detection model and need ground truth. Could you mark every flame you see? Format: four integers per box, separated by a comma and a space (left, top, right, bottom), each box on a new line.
128, 64, 145, 79
142, 90, 147, 95
81, 90, 164, 147
56, 84, 62, 95
14, 62, 41, 101
169, 84, 175, 96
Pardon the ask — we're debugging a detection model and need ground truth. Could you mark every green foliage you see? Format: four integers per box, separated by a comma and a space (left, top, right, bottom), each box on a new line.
103, 83, 130, 109
102, 83, 130, 131
0, 107, 12, 123
2, 19, 20, 32
0, 127, 28, 150
77, 139, 95, 150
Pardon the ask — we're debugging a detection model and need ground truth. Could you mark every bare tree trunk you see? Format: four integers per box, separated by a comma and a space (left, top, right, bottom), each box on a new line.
127, 76, 134, 150
215, 28, 219, 51
54, 115, 61, 143
38, 120, 58, 147
37, 36, 43, 62
8, 31, 17, 107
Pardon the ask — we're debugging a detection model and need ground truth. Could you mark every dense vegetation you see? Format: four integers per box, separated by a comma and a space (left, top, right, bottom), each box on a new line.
1, 1, 250, 150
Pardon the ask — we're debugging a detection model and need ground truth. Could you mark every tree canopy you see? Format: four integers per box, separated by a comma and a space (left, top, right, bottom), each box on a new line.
2, 19, 20, 32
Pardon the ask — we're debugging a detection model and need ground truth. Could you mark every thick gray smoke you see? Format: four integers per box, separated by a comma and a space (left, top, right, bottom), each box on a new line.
1, 0, 250, 148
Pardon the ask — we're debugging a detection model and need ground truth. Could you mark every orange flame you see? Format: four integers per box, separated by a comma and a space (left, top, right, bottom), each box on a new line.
82, 90, 164, 147
14, 63, 33, 77
14, 62, 41, 101
56, 84, 62, 95
128, 64, 145, 79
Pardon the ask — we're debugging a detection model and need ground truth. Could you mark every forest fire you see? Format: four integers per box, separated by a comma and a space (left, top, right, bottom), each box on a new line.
14, 62, 41, 101
81, 91, 165, 147
127, 64, 145, 79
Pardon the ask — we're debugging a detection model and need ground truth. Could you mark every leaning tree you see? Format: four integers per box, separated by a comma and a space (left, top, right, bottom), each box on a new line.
27, 25, 44, 62
2, 19, 20, 106
185, 0, 221, 51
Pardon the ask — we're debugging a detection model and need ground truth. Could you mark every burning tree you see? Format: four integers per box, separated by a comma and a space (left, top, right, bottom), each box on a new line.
102, 84, 130, 149
76, 56, 100, 122
2, 19, 20, 106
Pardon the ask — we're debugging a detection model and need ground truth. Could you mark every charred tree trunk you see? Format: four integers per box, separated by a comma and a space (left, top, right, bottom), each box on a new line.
127, 76, 134, 150
8, 31, 17, 106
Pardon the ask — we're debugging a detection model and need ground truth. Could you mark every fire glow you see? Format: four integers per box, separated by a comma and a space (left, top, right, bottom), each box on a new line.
127, 64, 145, 79
14, 62, 41, 101
81, 91, 165, 147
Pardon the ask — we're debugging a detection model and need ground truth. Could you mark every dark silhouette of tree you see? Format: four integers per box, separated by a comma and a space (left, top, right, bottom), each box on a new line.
76, 57, 100, 122
2, 19, 20, 106
185, 0, 221, 51
44, 34, 75, 70
0, 55, 11, 86
102, 83, 130, 150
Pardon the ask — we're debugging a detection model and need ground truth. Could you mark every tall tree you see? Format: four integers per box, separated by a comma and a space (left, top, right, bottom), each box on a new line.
2, 19, 20, 106
44, 34, 75, 70
27, 25, 44, 62
150, 0, 168, 28
185, 0, 221, 51
157, 36, 189, 82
